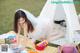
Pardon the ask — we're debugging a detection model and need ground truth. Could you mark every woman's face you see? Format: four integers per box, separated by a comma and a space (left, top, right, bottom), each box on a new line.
18, 17, 25, 24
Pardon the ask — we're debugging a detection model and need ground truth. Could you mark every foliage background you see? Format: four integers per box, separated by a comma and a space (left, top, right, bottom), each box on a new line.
0, 0, 80, 34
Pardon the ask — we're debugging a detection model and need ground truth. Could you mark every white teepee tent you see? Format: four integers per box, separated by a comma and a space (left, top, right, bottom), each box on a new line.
39, 0, 80, 45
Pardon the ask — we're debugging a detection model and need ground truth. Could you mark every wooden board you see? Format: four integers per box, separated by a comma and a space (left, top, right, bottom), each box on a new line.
19, 36, 58, 53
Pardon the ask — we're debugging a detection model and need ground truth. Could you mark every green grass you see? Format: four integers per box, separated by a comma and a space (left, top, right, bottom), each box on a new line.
0, 0, 46, 34
0, 0, 80, 34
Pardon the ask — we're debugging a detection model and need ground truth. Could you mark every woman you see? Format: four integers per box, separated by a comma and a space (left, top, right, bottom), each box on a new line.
14, 9, 34, 36
14, 9, 37, 46
14, 9, 65, 46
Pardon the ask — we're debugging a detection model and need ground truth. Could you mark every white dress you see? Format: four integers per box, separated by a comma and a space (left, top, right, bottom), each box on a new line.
16, 9, 71, 45
16, 9, 67, 45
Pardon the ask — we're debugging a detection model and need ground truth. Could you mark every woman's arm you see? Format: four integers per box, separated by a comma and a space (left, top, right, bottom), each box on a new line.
23, 23, 28, 37
16, 24, 21, 45
18, 24, 21, 35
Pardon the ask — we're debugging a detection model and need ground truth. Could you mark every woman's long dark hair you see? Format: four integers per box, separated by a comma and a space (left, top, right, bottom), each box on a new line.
14, 10, 34, 33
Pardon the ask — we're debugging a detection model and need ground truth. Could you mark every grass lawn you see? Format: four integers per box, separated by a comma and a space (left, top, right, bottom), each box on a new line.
0, 0, 46, 34
0, 0, 80, 34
